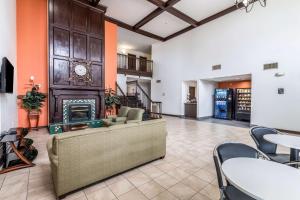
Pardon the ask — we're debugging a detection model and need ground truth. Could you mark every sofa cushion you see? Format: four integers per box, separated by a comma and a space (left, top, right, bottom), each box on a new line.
117, 106, 130, 117
127, 108, 144, 121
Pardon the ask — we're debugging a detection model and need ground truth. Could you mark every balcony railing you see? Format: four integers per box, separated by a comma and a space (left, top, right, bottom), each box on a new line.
117, 53, 153, 77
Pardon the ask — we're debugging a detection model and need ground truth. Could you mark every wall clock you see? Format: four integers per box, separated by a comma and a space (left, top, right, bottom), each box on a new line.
70, 60, 93, 85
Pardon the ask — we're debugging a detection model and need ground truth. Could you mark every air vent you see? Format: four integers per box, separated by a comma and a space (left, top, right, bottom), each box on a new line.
264, 62, 278, 70
212, 65, 221, 71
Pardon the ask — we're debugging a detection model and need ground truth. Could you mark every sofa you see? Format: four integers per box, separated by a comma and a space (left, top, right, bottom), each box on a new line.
104, 107, 145, 125
47, 119, 167, 197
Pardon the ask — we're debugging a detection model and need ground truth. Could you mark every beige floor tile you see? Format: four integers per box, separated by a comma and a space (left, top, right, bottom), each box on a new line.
0, 180, 28, 199
156, 163, 177, 172
104, 175, 126, 185
199, 184, 220, 200
152, 190, 179, 200
138, 180, 165, 199
127, 172, 151, 187
194, 169, 216, 183
122, 168, 141, 178
154, 174, 179, 189
63, 191, 87, 200
191, 193, 211, 200
168, 182, 197, 200
85, 187, 116, 200
167, 168, 189, 181
0, 192, 27, 200
83, 181, 107, 194
181, 175, 209, 192
118, 188, 148, 200
108, 179, 134, 196
139, 165, 164, 179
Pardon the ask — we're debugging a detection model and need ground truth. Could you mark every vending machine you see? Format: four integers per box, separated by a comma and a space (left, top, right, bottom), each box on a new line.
214, 89, 234, 120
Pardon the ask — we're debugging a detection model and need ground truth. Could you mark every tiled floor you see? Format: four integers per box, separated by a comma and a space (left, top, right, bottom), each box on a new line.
0, 117, 288, 200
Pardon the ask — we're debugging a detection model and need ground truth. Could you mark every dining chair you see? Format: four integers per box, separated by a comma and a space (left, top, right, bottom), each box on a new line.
250, 126, 290, 164
213, 142, 268, 200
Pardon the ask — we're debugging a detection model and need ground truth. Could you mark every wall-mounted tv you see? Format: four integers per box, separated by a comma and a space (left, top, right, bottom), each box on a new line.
0, 57, 14, 93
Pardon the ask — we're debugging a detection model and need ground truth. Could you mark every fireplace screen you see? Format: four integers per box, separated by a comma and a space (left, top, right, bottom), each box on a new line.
63, 99, 96, 124
69, 104, 91, 123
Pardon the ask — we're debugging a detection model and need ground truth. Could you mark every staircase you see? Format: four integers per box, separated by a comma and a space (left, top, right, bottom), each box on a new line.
116, 81, 162, 120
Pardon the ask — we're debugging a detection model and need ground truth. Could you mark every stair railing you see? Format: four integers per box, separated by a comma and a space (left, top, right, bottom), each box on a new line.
126, 80, 162, 118
116, 82, 128, 106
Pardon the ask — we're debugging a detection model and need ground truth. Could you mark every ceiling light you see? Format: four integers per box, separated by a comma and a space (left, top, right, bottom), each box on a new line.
235, 0, 267, 13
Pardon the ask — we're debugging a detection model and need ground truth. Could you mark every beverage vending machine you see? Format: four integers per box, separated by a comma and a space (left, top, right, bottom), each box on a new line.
214, 89, 234, 120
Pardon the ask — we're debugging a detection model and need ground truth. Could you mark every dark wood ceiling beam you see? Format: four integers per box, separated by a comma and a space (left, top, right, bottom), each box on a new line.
134, 0, 182, 29
134, 8, 164, 29
146, 0, 197, 27
104, 16, 164, 41
164, 5, 241, 41
166, 7, 197, 27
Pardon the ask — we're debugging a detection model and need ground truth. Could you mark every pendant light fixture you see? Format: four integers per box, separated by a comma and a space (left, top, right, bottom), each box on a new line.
235, 0, 267, 13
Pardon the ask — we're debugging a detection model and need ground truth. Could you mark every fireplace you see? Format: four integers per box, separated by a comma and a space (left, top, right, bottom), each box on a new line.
69, 104, 91, 123
63, 99, 96, 123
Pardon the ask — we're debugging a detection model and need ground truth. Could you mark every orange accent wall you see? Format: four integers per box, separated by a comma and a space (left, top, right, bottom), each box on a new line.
16, 2, 118, 127
105, 21, 117, 90
17, 0, 48, 127
218, 80, 252, 89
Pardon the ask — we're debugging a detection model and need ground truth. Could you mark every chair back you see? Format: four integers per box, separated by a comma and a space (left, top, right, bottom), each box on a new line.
213, 142, 259, 189
250, 126, 278, 154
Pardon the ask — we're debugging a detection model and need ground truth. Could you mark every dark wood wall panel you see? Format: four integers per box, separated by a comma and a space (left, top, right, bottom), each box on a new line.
89, 37, 102, 62
73, 33, 87, 60
53, 59, 70, 85
49, 0, 106, 123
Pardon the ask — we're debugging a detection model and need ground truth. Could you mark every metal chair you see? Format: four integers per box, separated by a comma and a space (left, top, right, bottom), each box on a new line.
250, 126, 290, 164
213, 142, 269, 200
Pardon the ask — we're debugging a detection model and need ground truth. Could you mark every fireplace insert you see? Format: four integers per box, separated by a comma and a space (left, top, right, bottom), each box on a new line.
69, 104, 92, 123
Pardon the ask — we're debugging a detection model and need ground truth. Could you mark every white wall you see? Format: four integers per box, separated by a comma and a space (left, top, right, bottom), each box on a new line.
152, 0, 300, 131
0, 0, 17, 132
198, 80, 217, 118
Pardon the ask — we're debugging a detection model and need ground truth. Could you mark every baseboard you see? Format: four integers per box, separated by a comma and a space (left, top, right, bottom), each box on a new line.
162, 113, 182, 118
197, 116, 212, 120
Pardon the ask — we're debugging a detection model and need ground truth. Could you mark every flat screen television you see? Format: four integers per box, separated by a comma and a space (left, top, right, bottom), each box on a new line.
0, 57, 14, 93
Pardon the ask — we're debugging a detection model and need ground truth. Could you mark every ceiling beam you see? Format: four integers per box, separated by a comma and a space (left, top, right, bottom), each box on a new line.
164, 4, 241, 41
134, 0, 182, 29
104, 16, 165, 41
133, 8, 164, 29
146, 0, 197, 27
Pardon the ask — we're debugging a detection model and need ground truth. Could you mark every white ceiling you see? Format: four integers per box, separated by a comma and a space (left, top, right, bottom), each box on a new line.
174, 0, 234, 21
101, 0, 157, 26
118, 27, 159, 54
101, 0, 236, 50
140, 12, 190, 38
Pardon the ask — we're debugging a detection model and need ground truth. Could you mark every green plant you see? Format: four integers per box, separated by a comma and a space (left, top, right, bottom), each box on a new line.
22, 85, 46, 112
105, 88, 121, 109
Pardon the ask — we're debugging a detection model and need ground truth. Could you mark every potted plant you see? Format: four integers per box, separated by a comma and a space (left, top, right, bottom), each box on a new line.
104, 88, 121, 117
21, 84, 46, 130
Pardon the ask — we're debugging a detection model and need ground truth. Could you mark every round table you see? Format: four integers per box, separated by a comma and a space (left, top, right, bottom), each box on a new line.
222, 158, 300, 200
264, 134, 300, 163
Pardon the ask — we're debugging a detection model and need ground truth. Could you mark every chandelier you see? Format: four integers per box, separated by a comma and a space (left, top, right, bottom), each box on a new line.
235, 0, 267, 13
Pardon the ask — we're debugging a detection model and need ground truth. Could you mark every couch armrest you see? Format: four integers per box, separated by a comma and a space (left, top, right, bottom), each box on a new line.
47, 140, 58, 167
115, 117, 127, 122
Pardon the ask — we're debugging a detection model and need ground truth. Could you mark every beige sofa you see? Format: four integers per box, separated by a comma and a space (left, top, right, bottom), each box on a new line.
104, 107, 145, 125
47, 119, 167, 197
